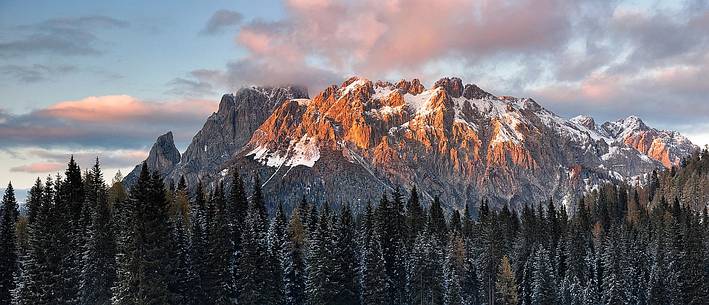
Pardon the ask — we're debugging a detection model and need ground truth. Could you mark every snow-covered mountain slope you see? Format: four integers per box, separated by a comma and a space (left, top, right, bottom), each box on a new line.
128, 76, 698, 212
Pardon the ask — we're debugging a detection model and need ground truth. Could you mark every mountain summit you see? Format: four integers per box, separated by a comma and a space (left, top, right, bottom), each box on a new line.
128, 76, 697, 212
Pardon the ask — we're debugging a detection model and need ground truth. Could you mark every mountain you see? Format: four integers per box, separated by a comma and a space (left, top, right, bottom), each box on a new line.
128, 76, 698, 212
125, 85, 308, 188
124, 131, 180, 186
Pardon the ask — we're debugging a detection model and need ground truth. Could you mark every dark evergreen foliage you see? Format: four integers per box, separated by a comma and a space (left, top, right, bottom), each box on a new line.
0, 183, 18, 305
5, 151, 709, 304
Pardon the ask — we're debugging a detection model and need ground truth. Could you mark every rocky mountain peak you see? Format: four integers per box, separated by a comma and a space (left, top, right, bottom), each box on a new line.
462, 83, 494, 100
619, 115, 648, 131
394, 78, 425, 95
126, 75, 698, 213
433, 77, 464, 98
123, 131, 180, 186
571, 115, 597, 130
217, 93, 236, 113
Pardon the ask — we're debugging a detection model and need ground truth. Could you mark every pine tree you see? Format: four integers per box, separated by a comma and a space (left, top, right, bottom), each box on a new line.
305, 204, 335, 305
361, 228, 388, 305
238, 175, 273, 305
52, 157, 84, 305
443, 236, 465, 305
228, 170, 249, 302
332, 204, 359, 305
172, 204, 199, 305
405, 186, 424, 247
428, 195, 448, 245
408, 231, 444, 305
283, 206, 306, 305
267, 202, 287, 305
462, 202, 474, 239
0, 183, 18, 305
205, 183, 236, 304
530, 246, 556, 305
113, 163, 174, 305
475, 198, 500, 305
189, 181, 208, 305
17, 177, 55, 305
495, 256, 518, 305
376, 190, 406, 304
79, 161, 116, 305
461, 246, 481, 305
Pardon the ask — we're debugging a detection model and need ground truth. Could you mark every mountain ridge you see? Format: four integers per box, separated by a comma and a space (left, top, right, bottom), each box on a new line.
126, 76, 698, 212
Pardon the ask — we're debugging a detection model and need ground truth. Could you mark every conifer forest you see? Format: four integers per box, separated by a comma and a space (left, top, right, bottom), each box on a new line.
1, 150, 708, 305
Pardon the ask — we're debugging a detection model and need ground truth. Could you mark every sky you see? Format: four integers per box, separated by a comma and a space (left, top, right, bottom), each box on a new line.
1, 0, 708, 191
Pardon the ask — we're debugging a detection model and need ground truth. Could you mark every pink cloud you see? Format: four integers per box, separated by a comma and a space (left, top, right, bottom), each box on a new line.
37, 95, 217, 123
10, 162, 64, 173
233, 0, 572, 82
1, 95, 219, 149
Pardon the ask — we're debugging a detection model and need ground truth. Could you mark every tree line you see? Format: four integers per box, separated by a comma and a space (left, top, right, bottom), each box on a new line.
0, 150, 708, 305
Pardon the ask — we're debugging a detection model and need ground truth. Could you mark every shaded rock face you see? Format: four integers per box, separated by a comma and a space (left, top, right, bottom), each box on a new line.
127, 86, 308, 189
124, 131, 180, 186
127, 77, 697, 214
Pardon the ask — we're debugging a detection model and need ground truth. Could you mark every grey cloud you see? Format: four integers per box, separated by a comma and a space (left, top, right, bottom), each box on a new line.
0, 98, 216, 150
166, 69, 223, 97
0, 64, 78, 83
224, 58, 341, 93
0, 15, 128, 57
25, 149, 147, 170
201, 10, 243, 35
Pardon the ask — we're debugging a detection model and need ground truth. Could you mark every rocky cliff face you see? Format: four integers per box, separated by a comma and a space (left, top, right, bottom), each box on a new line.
129, 77, 697, 213
599, 116, 695, 168
145, 86, 309, 189
124, 131, 180, 186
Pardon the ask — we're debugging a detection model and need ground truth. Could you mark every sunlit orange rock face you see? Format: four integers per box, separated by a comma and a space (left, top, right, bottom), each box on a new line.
133, 76, 697, 212
600, 116, 696, 168
623, 132, 675, 168
241, 76, 590, 208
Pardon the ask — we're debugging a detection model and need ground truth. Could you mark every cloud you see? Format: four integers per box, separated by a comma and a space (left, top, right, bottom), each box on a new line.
201, 9, 243, 35
10, 162, 64, 173
0, 15, 128, 57
174, 0, 591, 94
0, 96, 218, 149
0, 64, 78, 83
7, 148, 148, 174
166, 69, 222, 97
229, 0, 575, 83
36, 95, 216, 123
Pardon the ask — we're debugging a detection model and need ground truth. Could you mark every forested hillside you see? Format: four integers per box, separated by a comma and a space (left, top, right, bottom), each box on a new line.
0, 151, 707, 305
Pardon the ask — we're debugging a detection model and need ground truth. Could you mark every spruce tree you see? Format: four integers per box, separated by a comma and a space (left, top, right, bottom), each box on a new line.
17, 177, 55, 305
238, 176, 273, 305
79, 161, 116, 305
186, 180, 208, 305
267, 202, 287, 305
332, 204, 359, 305
405, 186, 424, 247
361, 228, 388, 305
475, 198, 500, 305
443, 236, 465, 305
0, 183, 18, 305
376, 190, 406, 304
205, 183, 236, 304
495, 255, 518, 305
530, 246, 556, 305
53, 157, 84, 305
228, 170, 248, 301
305, 204, 335, 305
113, 163, 175, 304
408, 230, 444, 305
283, 206, 306, 305
428, 195, 448, 245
